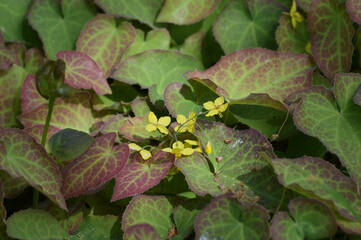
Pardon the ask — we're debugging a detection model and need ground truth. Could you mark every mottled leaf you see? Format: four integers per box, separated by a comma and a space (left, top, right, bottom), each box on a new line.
0, 170, 28, 199
336, 215, 361, 235
180, 31, 205, 62
271, 212, 303, 240
94, 0, 164, 28
157, 0, 220, 25
57, 51, 111, 95
0, 46, 15, 69
112, 151, 174, 200
189, 49, 313, 101
62, 133, 129, 199
27, 0, 97, 59
124, 224, 161, 240
47, 203, 83, 234
113, 50, 203, 103
21, 74, 47, 114
77, 14, 135, 77
308, 0, 354, 80
272, 156, 361, 221
195, 195, 270, 240
7, 209, 69, 240
213, 0, 285, 54
296, 0, 311, 11
276, 15, 310, 54
119, 116, 161, 142
347, 0, 361, 24
285, 73, 361, 186
24, 125, 60, 150
18, 92, 94, 133
122, 195, 173, 238
131, 99, 151, 117
0, 129, 66, 210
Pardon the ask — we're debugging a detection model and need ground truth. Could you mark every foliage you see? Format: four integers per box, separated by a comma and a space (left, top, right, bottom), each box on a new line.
1, 0, 361, 239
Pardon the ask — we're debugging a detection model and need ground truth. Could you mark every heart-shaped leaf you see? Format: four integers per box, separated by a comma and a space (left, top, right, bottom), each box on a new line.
46, 203, 83, 234
123, 224, 161, 240
111, 151, 174, 200
180, 31, 205, 62
0, 128, 66, 210
119, 116, 161, 142
346, 0, 361, 24
213, 0, 285, 53
21, 74, 47, 114
77, 14, 135, 77
57, 51, 111, 95
62, 133, 129, 199
156, 0, 221, 25
27, 0, 97, 60
271, 212, 304, 240
308, 0, 354, 80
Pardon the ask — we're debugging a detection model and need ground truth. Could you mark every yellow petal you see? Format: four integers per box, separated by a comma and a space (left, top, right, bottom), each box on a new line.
218, 103, 229, 113
157, 125, 169, 134
148, 111, 158, 124
214, 96, 224, 106
175, 125, 186, 133
181, 148, 195, 155
290, 0, 297, 15
194, 147, 202, 153
206, 109, 219, 117
140, 149, 152, 160
291, 18, 297, 28
146, 124, 157, 132
184, 139, 198, 145
158, 116, 171, 127
189, 112, 196, 119
128, 143, 141, 151
305, 41, 311, 54
205, 141, 212, 154
203, 101, 216, 110
294, 12, 304, 22
173, 141, 184, 149
176, 114, 187, 124
162, 148, 173, 153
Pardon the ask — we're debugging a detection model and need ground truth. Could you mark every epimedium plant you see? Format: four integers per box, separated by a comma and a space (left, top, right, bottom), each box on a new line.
0, 0, 361, 239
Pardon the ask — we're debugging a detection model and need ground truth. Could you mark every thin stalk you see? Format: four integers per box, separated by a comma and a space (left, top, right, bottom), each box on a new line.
33, 96, 56, 209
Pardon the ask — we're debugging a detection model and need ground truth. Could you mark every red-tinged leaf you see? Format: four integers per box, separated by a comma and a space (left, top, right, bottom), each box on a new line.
131, 99, 151, 117
62, 133, 129, 199
57, 51, 111, 95
271, 212, 303, 240
119, 116, 161, 142
99, 114, 127, 134
0, 170, 28, 199
308, 0, 354, 80
124, 224, 162, 240
111, 151, 174, 201
189, 49, 313, 101
0, 47, 16, 69
0, 129, 66, 210
347, 0, 361, 24
21, 74, 47, 114
24, 48, 45, 75
7, 43, 25, 67
24, 125, 61, 150
336, 216, 361, 235
18, 92, 94, 133
156, 0, 221, 25
47, 203, 83, 234
180, 31, 205, 62
77, 14, 135, 77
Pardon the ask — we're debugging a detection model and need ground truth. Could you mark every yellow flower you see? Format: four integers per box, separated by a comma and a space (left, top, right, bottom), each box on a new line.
146, 111, 171, 134
205, 141, 212, 154
128, 143, 152, 160
203, 97, 228, 117
283, 0, 304, 28
184, 139, 202, 153
174, 112, 196, 133
162, 141, 194, 158
305, 41, 311, 54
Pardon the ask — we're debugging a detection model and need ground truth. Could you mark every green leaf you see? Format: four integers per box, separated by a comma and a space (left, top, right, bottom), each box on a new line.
296, 0, 311, 11
7, 209, 69, 240
308, 0, 354, 80
76, 14, 135, 77
119, 116, 161, 142
347, 0, 361, 24
131, 99, 151, 117
180, 31, 205, 62
94, 0, 164, 28
213, 0, 285, 54
46, 203, 83, 234
28, 0, 97, 60
156, 0, 221, 25
189, 48, 313, 101
195, 195, 270, 240
70, 214, 122, 240
0, 129, 66, 210
285, 73, 361, 186
122, 195, 173, 238
271, 212, 304, 240
0, 170, 28, 199
49, 128, 94, 162
113, 50, 204, 103
123, 224, 161, 240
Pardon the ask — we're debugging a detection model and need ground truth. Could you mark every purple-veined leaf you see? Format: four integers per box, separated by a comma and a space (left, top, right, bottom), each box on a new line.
111, 151, 174, 200
0, 46, 16, 69
62, 133, 129, 199
124, 224, 161, 240
122, 195, 174, 238
271, 212, 303, 240
77, 14, 135, 77
156, 0, 221, 25
7, 209, 69, 239
213, 0, 285, 53
189, 48, 313, 101
0, 170, 28, 199
285, 73, 361, 186
131, 99, 151, 117
308, 0, 354, 80
24, 125, 60, 151
18, 92, 94, 134
122, 28, 170, 60
347, 0, 361, 24
99, 114, 126, 134
7, 43, 25, 67
0, 128, 66, 210
21, 74, 47, 114
57, 51, 111, 95
276, 16, 310, 54
27, 0, 97, 60
195, 194, 270, 240
176, 119, 285, 211
180, 31, 205, 62
94, 0, 164, 28
272, 156, 361, 221
112, 50, 203, 103
119, 116, 161, 142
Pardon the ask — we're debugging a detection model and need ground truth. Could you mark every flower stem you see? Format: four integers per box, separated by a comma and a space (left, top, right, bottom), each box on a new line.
33, 96, 56, 209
